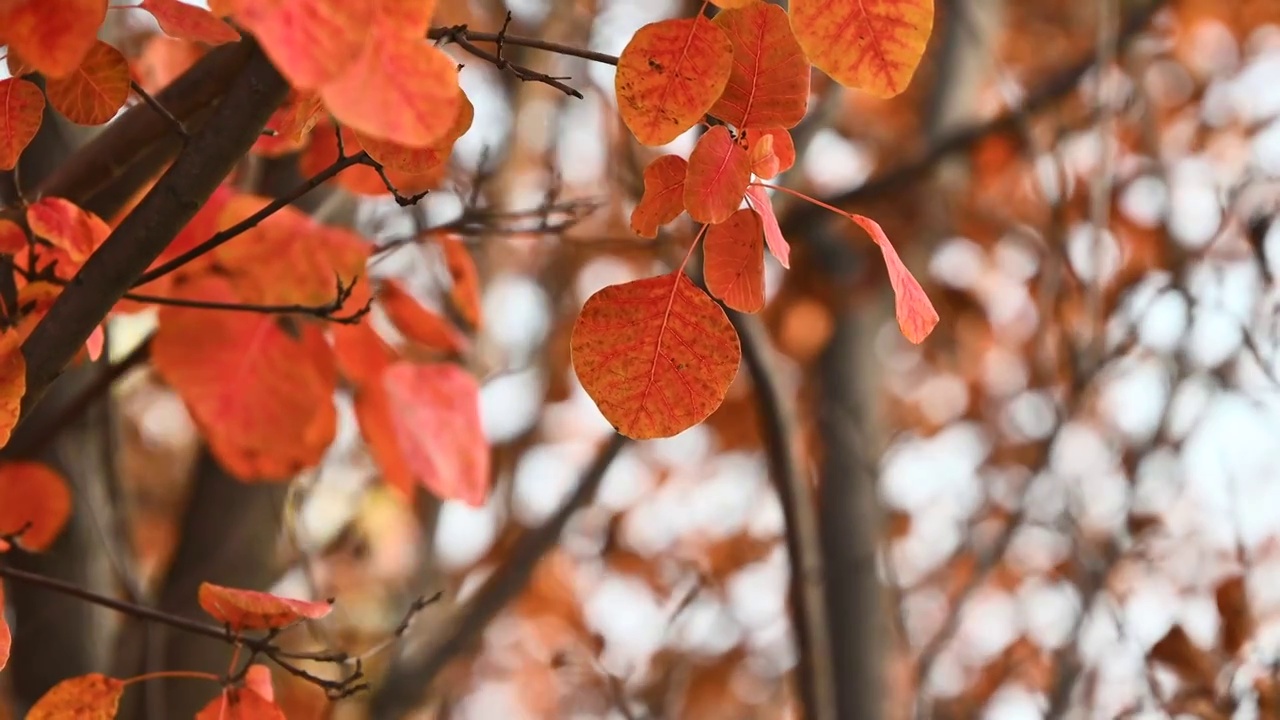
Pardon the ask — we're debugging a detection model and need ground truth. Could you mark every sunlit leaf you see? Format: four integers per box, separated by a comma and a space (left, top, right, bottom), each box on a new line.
355, 89, 473, 173
571, 272, 741, 439
630, 154, 688, 238
45, 40, 130, 126
195, 686, 285, 720
614, 17, 733, 146
685, 126, 751, 225
198, 582, 333, 631
848, 213, 938, 343
438, 234, 482, 330
745, 184, 789, 268
0, 0, 108, 78
0, 220, 28, 255
225, 0, 371, 89
27, 673, 123, 719
0, 78, 45, 171
704, 208, 765, 313
709, 1, 810, 130
378, 279, 469, 356
27, 197, 111, 263
789, 0, 933, 98
0, 461, 72, 553
746, 128, 795, 179
141, 0, 241, 45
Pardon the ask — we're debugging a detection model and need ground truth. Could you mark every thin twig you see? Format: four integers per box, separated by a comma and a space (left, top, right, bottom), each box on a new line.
427, 26, 620, 67
433, 27, 585, 99
130, 81, 188, 139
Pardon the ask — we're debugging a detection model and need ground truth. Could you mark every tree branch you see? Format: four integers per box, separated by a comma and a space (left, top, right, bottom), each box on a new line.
427, 26, 620, 67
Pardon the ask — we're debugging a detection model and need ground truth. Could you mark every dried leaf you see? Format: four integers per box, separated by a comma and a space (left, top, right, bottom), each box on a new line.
789, 0, 933, 98
630, 154, 688, 238
684, 126, 751, 224
709, 1, 810, 129
1216, 575, 1253, 655
0, 461, 72, 552
378, 279, 469, 356
0, 0, 107, 78
0, 77, 45, 170
704, 208, 765, 313
848, 213, 938, 343
745, 184, 789, 268
141, 0, 241, 45
44, 40, 130, 126
199, 582, 333, 631
27, 673, 123, 719
1150, 624, 1216, 695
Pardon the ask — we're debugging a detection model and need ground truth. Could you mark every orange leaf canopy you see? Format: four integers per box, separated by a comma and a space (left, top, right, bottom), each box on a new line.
704, 208, 766, 313
0, 0, 107, 78
141, 0, 241, 45
685, 126, 751, 225
44, 40, 130, 126
615, 17, 734, 146
709, 1, 810, 130
789, 0, 933, 98
0, 461, 72, 552
0, 78, 45, 170
631, 155, 688, 238
26, 673, 124, 720
195, 687, 287, 720
199, 582, 334, 631
151, 277, 338, 480
571, 272, 741, 439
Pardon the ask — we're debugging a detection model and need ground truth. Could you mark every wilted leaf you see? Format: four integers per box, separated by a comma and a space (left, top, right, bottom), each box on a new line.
332, 321, 397, 388
141, 0, 241, 45
195, 687, 285, 720
746, 128, 795, 179
151, 277, 338, 480
704, 208, 765, 313
438, 234, 482, 329
355, 89, 473, 173
849, 213, 938, 343
1150, 624, 1216, 695
0, 461, 72, 552
382, 361, 490, 506
27, 197, 111, 263
709, 2, 810, 130
45, 40, 130, 125
226, 0, 370, 88
685, 126, 750, 224
27, 673, 123, 719
0, 0, 108, 78
199, 582, 333, 631
572, 272, 740, 439
745, 184, 789, 268
789, 0, 933, 98
378, 279, 469, 356
0, 78, 45, 170
630, 154, 688, 238
614, 17, 734, 146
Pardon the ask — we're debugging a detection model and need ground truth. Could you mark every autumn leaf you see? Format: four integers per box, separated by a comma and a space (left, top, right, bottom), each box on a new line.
195, 687, 287, 720
789, 0, 933, 98
0, 583, 9, 671
132, 34, 205, 96
245, 664, 275, 702
27, 673, 123, 719
45, 40, 131, 126
378, 279, 469, 356
0, 0, 108, 78
355, 89, 474, 173
26, 197, 111, 263
709, 1, 810, 130
151, 277, 338, 480
253, 90, 324, 156
709, 0, 756, 6
438, 234, 482, 329
225, 0, 371, 89
704, 208, 765, 313
571, 272, 741, 439
0, 77, 45, 170
332, 321, 397, 388
382, 361, 490, 506
630, 154, 688, 238
614, 17, 734, 146
0, 461, 72, 552
848, 213, 938, 343
0, 220, 27, 254
141, 0, 241, 45
685, 126, 751, 225
746, 128, 795, 179
745, 184, 789, 268
198, 582, 333, 631
353, 380, 416, 500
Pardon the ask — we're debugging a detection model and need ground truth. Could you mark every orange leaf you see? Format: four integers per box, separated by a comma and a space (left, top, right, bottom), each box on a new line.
848, 213, 938, 343
630, 154, 688, 238
704, 208, 765, 313
27, 673, 123, 719
0, 462, 72, 552
709, 1, 809, 130
710, 0, 756, 6
378, 279, 469, 356
746, 127, 795, 179
684, 126, 750, 224
0, 0, 108, 78
84, 324, 105, 361
245, 664, 275, 702
789, 0, 933, 98
132, 35, 204, 96
299, 120, 389, 195
195, 687, 286, 720
0, 583, 9, 671
198, 582, 333, 631
745, 184, 789, 268
0, 348, 22, 451
614, 17, 734, 146
438, 234, 482, 329
332, 321, 397, 388
44, 40, 130, 126
571, 272, 741, 439
151, 277, 338, 480
382, 361, 490, 506
353, 380, 415, 500
253, 90, 323, 156
141, 0, 241, 45
26, 197, 111, 263
0, 78, 45, 171
321, 34, 461, 148
355, 89, 473, 173
0, 219, 28, 254
373, 0, 438, 36
226, 0, 371, 89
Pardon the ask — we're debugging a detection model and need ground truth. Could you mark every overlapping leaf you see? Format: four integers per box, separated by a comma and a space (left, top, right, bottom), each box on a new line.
27, 197, 111, 263
195, 687, 286, 720
198, 581, 333, 631
224, 0, 371, 89
27, 673, 123, 719
0, 78, 45, 170
0, 461, 72, 552
849, 213, 938, 343
378, 279, 469, 356
709, 1, 810, 130
141, 0, 241, 45
615, 17, 734, 146
745, 184, 789, 268
355, 89, 474, 173
746, 128, 795, 179
332, 321, 397, 388
789, 0, 933, 98
0, 0, 108, 78
353, 379, 416, 499
704, 208, 765, 313
253, 91, 323, 156
571, 272, 741, 439
44, 40, 130, 126
631, 154, 688, 238
685, 126, 751, 224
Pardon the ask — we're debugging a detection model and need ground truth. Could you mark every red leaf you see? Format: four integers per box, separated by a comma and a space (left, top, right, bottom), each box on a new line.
0, 462, 72, 553
614, 17, 734, 146
0, 348, 21, 451
571, 272, 741, 439
0, 219, 28, 255
704, 208, 765, 313
151, 277, 338, 480
746, 128, 795, 179
27, 197, 111, 263
44, 40, 130, 126
0, 0, 108, 78
353, 380, 416, 500
0, 583, 9, 671
0, 78, 45, 171
195, 687, 287, 720
332, 321, 397, 388
141, 0, 241, 45
225, 0, 371, 89
253, 90, 323, 156
245, 664, 275, 702
198, 582, 333, 631
382, 361, 490, 506
848, 213, 938, 343
27, 674, 123, 720
438, 234, 482, 330
745, 184, 789, 268
684, 126, 751, 224
630, 154, 688, 238
355, 89, 473, 173
378, 279, 469, 356
789, 0, 933, 98
709, 1, 810, 130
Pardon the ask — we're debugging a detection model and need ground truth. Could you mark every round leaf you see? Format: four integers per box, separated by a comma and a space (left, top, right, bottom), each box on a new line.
198, 582, 333, 631
226, 0, 371, 89
0, 78, 45, 171
0, 0, 107, 78
355, 89, 473, 173
0, 461, 72, 552
745, 128, 795, 179
684, 126, 751, 225
709, 1, 810, 130
44, 40, 130, 126
27, 673, 123, 720
704, 208, 765, 313
789, 0, 933, 98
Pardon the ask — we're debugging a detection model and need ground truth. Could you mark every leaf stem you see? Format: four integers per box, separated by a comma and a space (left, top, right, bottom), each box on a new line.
123, 670, 221, 687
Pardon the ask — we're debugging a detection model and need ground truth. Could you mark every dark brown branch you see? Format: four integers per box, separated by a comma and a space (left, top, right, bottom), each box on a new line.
432, 27, 585, 98
121, 277, 370, 325
19, 42, 290, 419
428, 26, 620, 67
